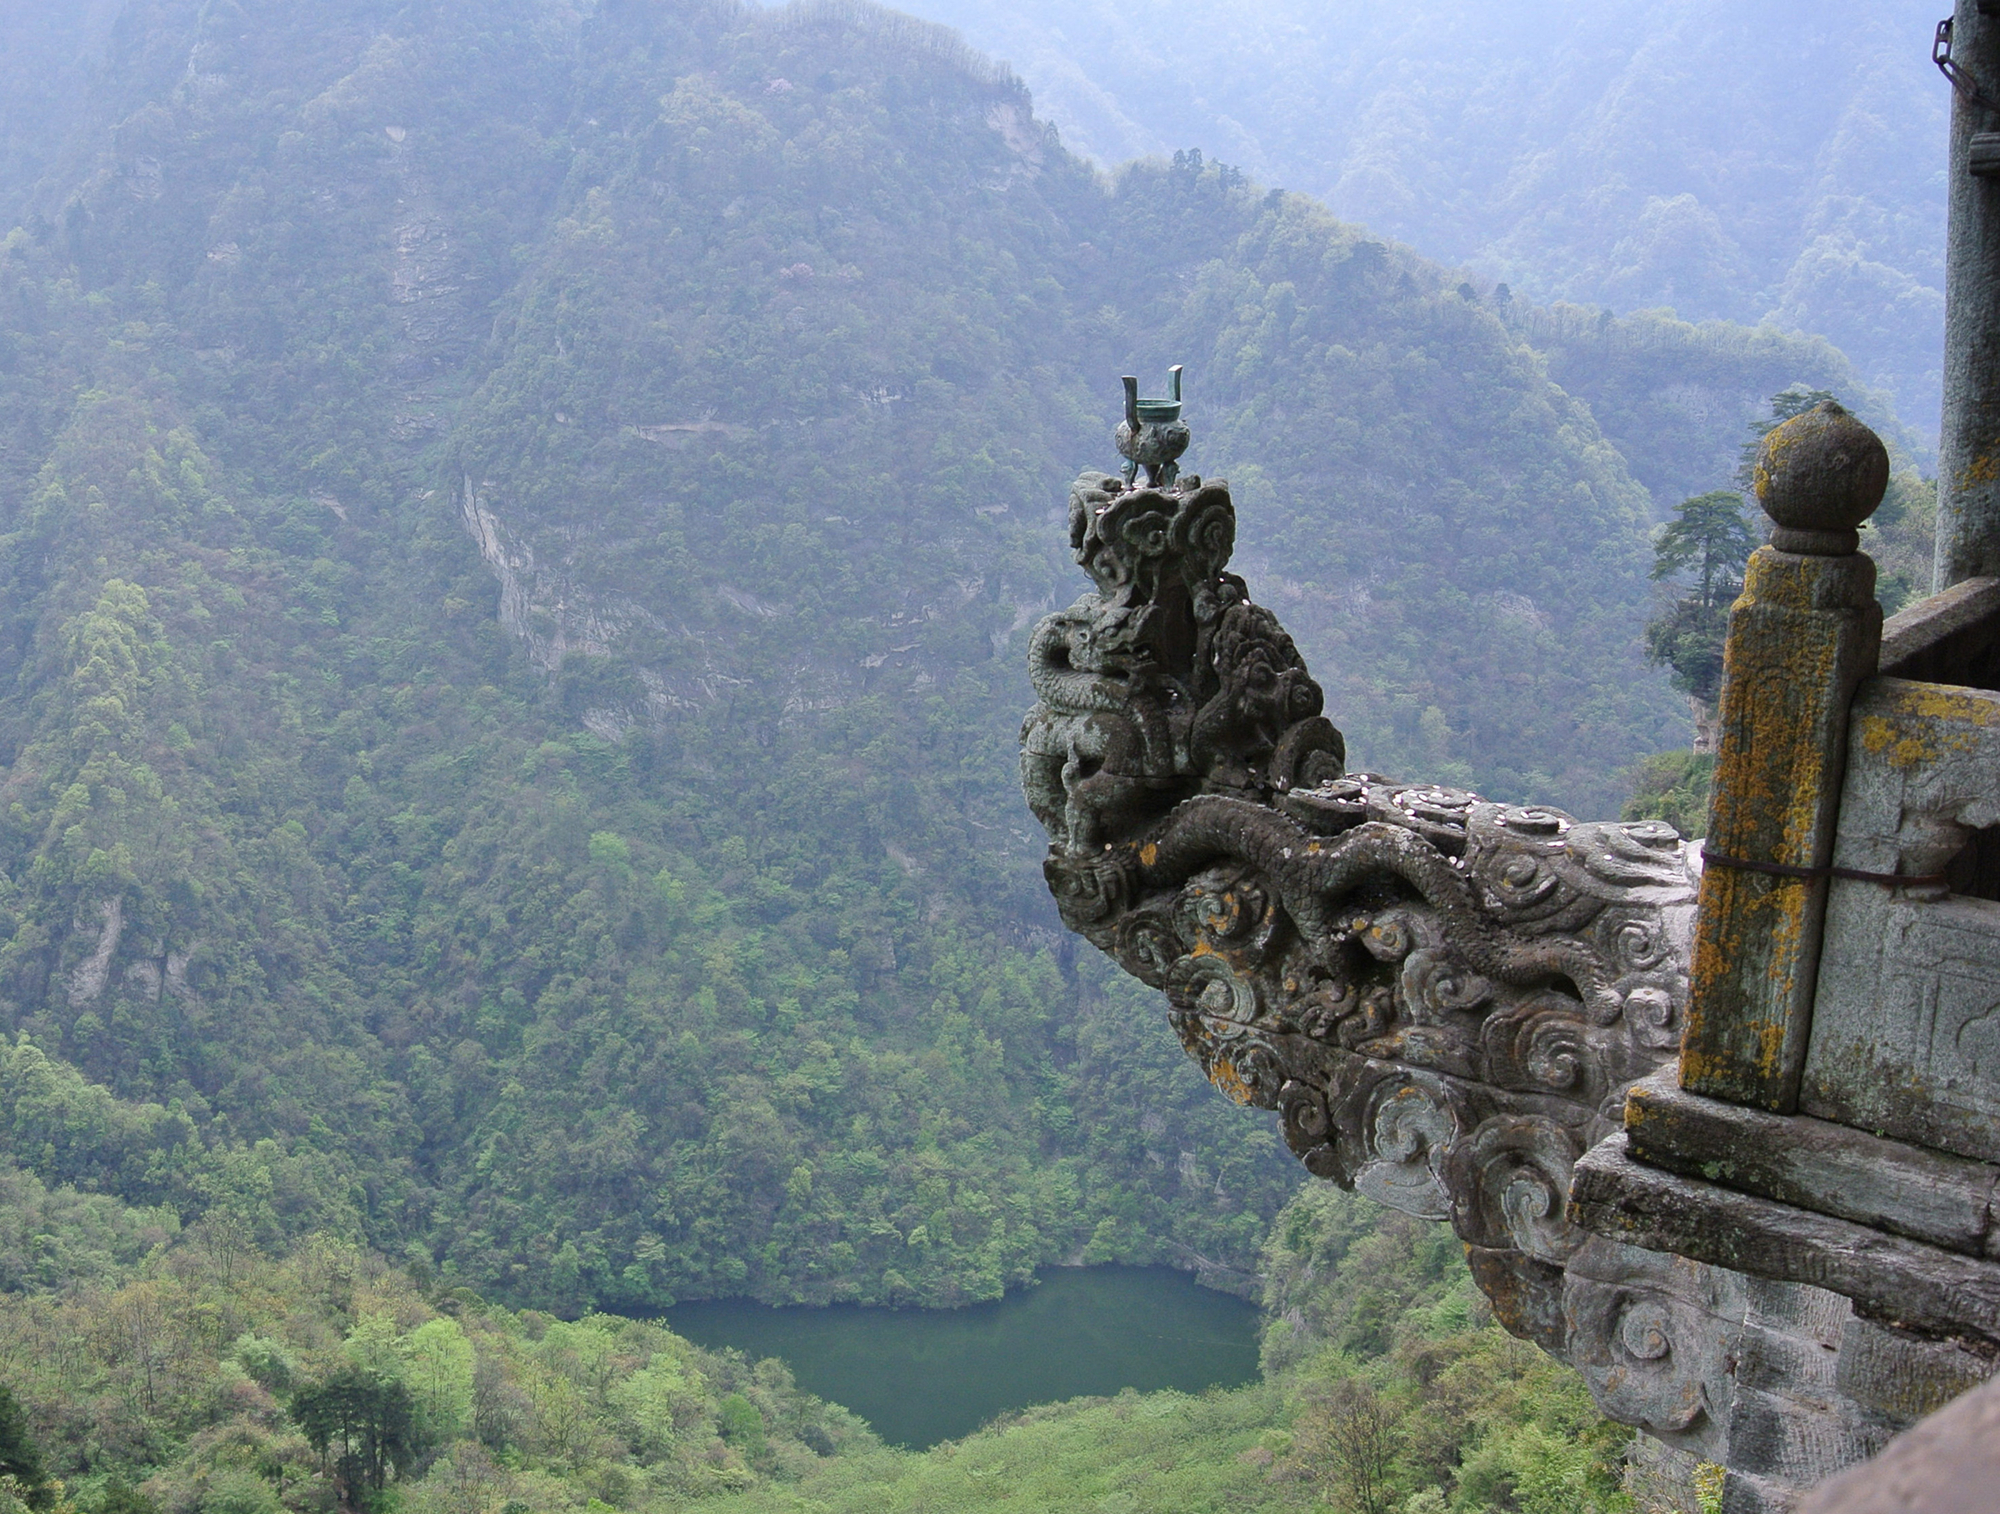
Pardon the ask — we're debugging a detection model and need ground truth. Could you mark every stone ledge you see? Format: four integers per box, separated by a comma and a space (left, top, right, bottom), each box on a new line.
1877, 574, 2000, 685
1569, 1132, 2000, 1341
1622, 1068, 2000, 1257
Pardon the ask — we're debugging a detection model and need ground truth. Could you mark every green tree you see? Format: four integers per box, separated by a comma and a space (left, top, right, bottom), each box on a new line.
290, 1366, 419, 1503
93, 1483, 159, 1514
93, 1484, 158, 1514
196, 1472, 278, 1514
1299, 1377, 1400, 1514
1644, 490, 1759, 709
1652, 491, 1760, 615
717, 1393, 767, 1461
1621, 750, 1715, 839
0, 1385, 50, 1511
402, 1319, 476, 1445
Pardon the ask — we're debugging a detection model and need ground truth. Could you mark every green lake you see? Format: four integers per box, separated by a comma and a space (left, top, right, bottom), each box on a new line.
664, 1264, 1261, 1449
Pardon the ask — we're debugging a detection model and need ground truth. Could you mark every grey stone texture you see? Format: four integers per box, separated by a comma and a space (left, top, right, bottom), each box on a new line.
1622, 1067, 2000, 1257
1833, 1317, 1995, 1424
1572, 1133, 2000, 1340
1753, 401, 1889, 558
1019, 458, 1702, 1351
1800, 675, 2000, 1158
1935, 0, 2000, 589
1562, 1235, 1897, 1500
1625, 1434, 1712, 1514
1877, 573, 2000, 684
1798, 1370, 2000, 1513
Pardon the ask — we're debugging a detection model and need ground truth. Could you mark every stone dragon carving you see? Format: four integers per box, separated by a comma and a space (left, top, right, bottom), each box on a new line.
1020, 454, 1713, 1393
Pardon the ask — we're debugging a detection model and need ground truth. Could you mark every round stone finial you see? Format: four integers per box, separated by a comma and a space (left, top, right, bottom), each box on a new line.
1752, 400, 1889, 555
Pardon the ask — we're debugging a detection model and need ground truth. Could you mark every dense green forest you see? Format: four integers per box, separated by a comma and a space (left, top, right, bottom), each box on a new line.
0, 1159, 1632, 1513
903, 0, 1946, 435
0, 0, 1924, 1321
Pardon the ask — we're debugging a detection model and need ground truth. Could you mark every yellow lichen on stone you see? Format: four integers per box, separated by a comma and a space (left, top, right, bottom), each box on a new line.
1756, 1019, 1788, 1079
1669, 412, 1885, 1111
1854, 682, 1998, 769
1857, 711, 1939, 770
1679, 1043, 1723, 1087
1753, 426, 1802, 500
1958, 450, 2000, 489
1898, 681, 2000, 724
1208, 1059, 1252, 1105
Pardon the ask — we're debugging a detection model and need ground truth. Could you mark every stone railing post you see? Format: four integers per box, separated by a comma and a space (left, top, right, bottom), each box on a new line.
1679, 403, 1888, 1111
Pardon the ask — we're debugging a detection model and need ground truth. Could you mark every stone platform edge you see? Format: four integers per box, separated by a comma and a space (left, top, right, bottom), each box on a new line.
1569, 1130, 2000, 1341
1619, 1066, 2000, 1258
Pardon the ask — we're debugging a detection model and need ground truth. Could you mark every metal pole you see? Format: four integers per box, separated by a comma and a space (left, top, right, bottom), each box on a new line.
1936, 1, 2000, 587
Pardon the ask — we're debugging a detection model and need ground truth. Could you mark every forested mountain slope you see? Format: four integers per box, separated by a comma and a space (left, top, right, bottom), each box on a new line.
899, 0, 1948, 436
0, 0, 1883, 1313
0, 1160, 1621, 1512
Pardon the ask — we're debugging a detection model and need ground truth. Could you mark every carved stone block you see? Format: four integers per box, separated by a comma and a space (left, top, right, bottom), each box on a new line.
1804, 677, 2000, 1158
1571, 1133, 2000, 1339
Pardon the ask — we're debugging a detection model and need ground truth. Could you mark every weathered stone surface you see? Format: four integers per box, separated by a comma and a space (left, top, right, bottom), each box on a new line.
1731, 1323, 1840, 1398
1726, 1467, 1811, 1514
1466, 1243, 1567, 1352
1572, 1132, 2000, 1339
1019, 470, 1339, 852
1797, 676, 2000, 1158
1743, 1274, 1851, 1351
1798, 1371, 2000, 1513
1834, 1316, 1996, 1424
1683, 547, 1882, 1111
1563, 1237, 1741, 1461
1024, 446, 1712, 1344
1018, 397, 1987, 1509
1622, 1067, 2000, 1256
1682, 403, 1887, 1112
1724, 1384, 1892, 1492
1754, 402, 1889, 558
1876, 574, 2000, 684
1020, 457, 1698, 1350
1936, 0, 2000, 592
1561, 1237, 1889, 1484
1625, 1434, 1712, 1514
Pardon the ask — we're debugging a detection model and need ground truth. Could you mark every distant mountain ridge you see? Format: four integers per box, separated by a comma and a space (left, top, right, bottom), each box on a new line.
894, 0, 1948, 439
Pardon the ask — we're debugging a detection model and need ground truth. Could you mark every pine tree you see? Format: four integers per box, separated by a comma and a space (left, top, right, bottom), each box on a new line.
1643, 489, 1760, 710
291, 1367, 419, 1504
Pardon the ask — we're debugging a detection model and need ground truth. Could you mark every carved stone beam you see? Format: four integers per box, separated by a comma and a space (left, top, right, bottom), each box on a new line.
1019, 459, 1697, 1351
